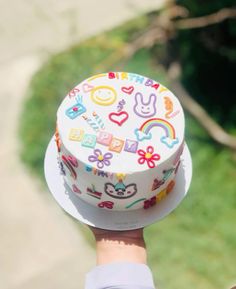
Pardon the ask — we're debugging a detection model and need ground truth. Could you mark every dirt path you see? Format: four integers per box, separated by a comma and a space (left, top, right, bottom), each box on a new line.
0, 1, 165, 288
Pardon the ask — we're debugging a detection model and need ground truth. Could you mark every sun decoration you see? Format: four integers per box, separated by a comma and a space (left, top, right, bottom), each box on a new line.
137, 146, 160, 168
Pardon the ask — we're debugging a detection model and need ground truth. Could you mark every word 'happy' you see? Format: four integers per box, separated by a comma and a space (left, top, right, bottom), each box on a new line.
69, 129, 139, 154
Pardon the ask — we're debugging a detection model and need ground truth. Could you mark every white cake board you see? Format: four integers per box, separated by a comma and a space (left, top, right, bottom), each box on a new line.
44, 137, 192, 231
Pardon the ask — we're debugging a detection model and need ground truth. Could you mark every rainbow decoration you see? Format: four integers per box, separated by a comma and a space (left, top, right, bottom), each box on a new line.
134, 118, 179, 148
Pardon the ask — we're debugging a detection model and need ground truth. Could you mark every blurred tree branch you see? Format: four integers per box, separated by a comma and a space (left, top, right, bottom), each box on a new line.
97, 6, 236, 69
168, 63, 236, 150
96, 5, 236, 150
175, 8, 236, 29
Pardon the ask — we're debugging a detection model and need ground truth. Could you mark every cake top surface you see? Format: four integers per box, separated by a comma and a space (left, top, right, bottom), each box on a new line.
57, 72, 184, 173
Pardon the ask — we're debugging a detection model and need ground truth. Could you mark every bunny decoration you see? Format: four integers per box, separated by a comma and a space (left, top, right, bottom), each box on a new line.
133, 92, 157, 118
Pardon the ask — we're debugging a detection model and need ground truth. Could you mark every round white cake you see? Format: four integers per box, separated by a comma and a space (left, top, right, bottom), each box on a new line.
55, 72, 185, 211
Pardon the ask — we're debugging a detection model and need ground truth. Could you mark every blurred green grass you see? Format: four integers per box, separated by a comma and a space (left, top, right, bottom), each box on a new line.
19, 16, 236, 289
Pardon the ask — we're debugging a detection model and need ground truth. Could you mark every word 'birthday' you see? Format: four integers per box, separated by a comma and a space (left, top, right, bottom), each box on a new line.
108, 72, 160, 90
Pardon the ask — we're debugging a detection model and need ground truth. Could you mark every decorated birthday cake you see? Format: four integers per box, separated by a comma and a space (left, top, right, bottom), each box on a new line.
55, 72, 185, 211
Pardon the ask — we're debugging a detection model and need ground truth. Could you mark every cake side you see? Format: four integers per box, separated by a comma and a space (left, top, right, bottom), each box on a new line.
57, 138, 184, 210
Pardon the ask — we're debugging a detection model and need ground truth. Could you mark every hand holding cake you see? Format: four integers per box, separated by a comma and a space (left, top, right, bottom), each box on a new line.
44, 71, 192, 230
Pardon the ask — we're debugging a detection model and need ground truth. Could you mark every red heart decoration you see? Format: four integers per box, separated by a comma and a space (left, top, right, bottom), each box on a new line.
109, 111, 129, 126
121, 86, 134, 95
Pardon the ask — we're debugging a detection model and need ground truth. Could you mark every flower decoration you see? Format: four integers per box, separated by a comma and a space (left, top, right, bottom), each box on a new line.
88, 149, 113, 169
137, 146, 160, 168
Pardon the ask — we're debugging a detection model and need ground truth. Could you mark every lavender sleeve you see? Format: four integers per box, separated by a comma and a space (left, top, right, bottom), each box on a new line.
85, 262, 155, 289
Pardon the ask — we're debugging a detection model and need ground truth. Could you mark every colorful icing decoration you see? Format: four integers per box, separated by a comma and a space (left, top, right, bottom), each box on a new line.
97, 131, 113, 146
143, 196, 156, 209
87, 185, 102, 199
137, 146, 160, 168
68, 87, 80, 98
66, 155, 78, 167
82, 83, 94, 93
67, 126, 141, 155
85, 164, 114, 179
97, 170, 109, 178
144, 78, 160, 90
58, 161, 66, 175
166, 180, 175, 194
160, 135, 179, 148
134, 129, 152, 142
82, 115, 100, 132
115, 173, 126, 181
108, 72, 129, 80
134, 118, 179, 148
124, 139, 138, 153
117, 99, 126, 112
125, 198, 146, 209
152, 178, 165, 191
144, 180, 175, 209
144, 180, 174, 209
151, 168, 175, 191
133, 92, 157, 118
87, 73, 107, 82
163, 168, 175, 181
65, 100, 86, 119
156, 189, 167, 202
170, 111, 180, 118
109, 138, 124, 153
88, 149, 113, 169
69, 128, 84, 141
158, 85, 168, 93
72, 184, 82, 194
104, 181, 137, 199
108, 72, 160, 90
121, 86, 134, 95
164, 96, 180, 119
90, 85, 117, 106
92, 112, 105, 130
108, 111, 129, 126
81, 134, 97, 148
61, 155, 77, 180
85, 164, 93, 172
55, 125, 61, 152
98, 201, 114, 209
164, 96, 173, 118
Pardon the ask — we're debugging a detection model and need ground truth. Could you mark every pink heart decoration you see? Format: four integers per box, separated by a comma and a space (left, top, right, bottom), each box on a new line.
82, 83, 94, 93
121, 86, 134, 95
68, 88, 80, 97
109, 111, 129, 126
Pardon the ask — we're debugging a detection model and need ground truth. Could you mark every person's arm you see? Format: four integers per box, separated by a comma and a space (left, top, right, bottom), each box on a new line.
85, 227, 155, 289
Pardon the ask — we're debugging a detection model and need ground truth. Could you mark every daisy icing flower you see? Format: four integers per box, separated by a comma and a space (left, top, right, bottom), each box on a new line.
88, 149, 113, 169
137, 146, 160, 168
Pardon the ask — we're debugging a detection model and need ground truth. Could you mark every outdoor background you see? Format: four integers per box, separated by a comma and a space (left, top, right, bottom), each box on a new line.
1, 1, 236, 289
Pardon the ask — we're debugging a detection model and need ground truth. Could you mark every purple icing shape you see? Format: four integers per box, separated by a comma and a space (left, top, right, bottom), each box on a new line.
124, 139, 138, 153
133, 92, 157, 118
